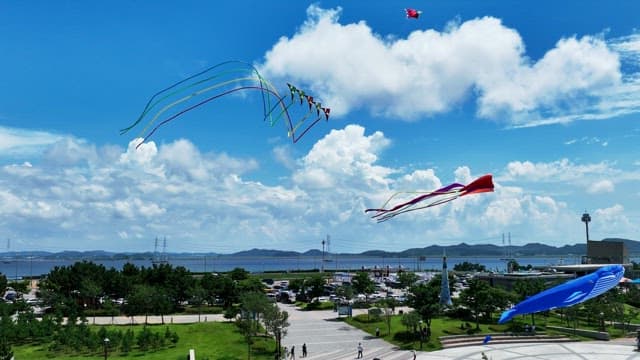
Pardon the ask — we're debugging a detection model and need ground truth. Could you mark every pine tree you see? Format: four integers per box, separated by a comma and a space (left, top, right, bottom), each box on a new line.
0, 337, 13, 360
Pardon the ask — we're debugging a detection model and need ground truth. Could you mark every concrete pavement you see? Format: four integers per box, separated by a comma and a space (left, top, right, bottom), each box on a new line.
278, 303, 414, 360
88, 305, 640, 359
415, 340, 640, 360
276, 304, 640, 360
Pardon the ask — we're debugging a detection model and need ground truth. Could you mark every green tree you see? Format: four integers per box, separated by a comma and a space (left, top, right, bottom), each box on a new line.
188, 284, 207, 322
398, 272, 418, 289
0, 274, 7, 296
400, 310, 421, 336
211, 274, 237, 309
0, 337, 13, 360
306, 275, 326, 301
352, 272, 375, 301
124, 284, 154, 324
288, 278, 305, 294
229, 267, 250, 281
458, 278, 491, 329
335, 284, 354, 301
236, 314, 254, 360
237, 292, 269, 360
289, 278, 308, 302
512, 278, 546, 325
237, 277, 265, 295
407, 282, 440, 332
376, 297, 396, 335
481, 286, 513, 322
0, 306, 13, 360
453, 261, 486, 272
263, 303, 289, 358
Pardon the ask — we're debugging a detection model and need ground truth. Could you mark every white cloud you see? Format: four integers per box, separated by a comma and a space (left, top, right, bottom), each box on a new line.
587, 179, 615, 194
503, 158, 614, 182
564, 136, 608, 146
293, 124, 393, 189
591, 204, 637, 239
0, 125, 65, 158
272, 145, 296, 170
258, 5, 640, 127
1, 125, 638, 252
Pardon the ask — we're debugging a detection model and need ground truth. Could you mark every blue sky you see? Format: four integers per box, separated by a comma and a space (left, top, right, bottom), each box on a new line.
1, 1, 639, 253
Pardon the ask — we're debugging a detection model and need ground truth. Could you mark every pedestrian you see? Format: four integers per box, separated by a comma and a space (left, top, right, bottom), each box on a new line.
412, 349, 417, 360
290, 345, 295, 360
302, 343, 307, 357
357, 342, 363, 358
283, 346, 289, 360
376, 327, 380, 337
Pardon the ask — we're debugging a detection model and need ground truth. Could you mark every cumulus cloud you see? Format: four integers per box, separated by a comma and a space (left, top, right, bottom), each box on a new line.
503, 158, 614, 182
587, 179, 615, 194
591, 204, 638, 239
293, 124, 393, 189
258, 5, 640, 127
1, 125, 638, 252
0, 125, 65, 158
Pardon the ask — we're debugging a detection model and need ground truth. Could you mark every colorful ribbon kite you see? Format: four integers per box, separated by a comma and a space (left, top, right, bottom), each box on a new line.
120, 60, 330, 148
365, 174, 494, 222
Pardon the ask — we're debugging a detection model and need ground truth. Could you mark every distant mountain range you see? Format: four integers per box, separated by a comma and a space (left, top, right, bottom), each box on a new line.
2, 238, 639, 259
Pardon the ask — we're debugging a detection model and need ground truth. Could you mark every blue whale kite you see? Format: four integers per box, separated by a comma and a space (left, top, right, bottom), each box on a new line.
499, 264, 624, 324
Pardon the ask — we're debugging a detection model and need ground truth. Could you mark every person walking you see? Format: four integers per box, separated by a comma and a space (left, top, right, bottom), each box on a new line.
290, 345, 296, 360
302, 343, 307, 357
283, 346, 289, 360
357, 342, 363, 358
412, 349, 417, 360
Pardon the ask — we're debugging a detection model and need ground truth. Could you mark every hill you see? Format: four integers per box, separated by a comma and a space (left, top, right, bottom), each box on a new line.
2, 238, 638, 259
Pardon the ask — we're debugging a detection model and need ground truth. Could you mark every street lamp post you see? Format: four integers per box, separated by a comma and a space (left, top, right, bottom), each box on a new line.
599, 312, 605, 332
581, 212, 591, 243
103, 337, 110, 360
581, 212, 592, 264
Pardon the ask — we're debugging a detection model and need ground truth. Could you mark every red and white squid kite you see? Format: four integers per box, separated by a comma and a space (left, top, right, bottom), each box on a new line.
366, 174, 494, 222
405, 8, 422, 19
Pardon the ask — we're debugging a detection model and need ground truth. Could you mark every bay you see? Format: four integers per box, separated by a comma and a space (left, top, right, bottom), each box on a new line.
0, 254, 617, 280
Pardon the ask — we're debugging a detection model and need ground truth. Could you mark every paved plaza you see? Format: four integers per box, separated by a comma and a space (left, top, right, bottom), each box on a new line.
90, 304, 640, 359
415, 341, 640, 360
278, 303, 640, 360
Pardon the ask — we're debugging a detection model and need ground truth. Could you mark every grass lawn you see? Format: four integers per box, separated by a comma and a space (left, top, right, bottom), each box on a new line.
295, 301, 336, 311
13, 322, 276, 360
345, 314, 509, 351
345, 308, 639, 352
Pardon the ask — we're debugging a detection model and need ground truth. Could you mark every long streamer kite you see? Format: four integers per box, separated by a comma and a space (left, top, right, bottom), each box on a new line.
120, 60, 330, 148
365, 174, 494, 223
498, 264, 624, 324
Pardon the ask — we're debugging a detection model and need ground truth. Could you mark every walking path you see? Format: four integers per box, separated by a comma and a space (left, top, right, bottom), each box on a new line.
277, 304, 640, 359
90, 313, 225, 325
418, 339, 640, 360
278, 303, 413, 360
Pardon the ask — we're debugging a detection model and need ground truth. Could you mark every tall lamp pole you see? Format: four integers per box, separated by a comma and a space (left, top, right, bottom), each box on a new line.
581, 211, 591, 243
321, 239, 325, 273
103, 337, 110, 360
